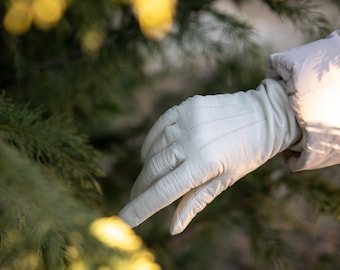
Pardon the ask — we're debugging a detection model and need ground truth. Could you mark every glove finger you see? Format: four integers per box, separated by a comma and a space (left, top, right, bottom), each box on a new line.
141, 106, 179, 161
119, 162, 196, 229
170, 175, 233, 235
143, 123, 180, 161
131, 143, 185, 199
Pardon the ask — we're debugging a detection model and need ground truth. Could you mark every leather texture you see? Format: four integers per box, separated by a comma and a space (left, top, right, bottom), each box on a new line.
119, 79, 301, 234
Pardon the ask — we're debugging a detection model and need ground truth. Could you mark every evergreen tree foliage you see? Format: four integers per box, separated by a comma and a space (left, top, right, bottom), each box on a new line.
0, 0, 339, 269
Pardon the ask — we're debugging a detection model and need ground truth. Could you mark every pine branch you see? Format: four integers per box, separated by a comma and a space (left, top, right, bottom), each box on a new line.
286, 175, 340, 220
262, 0, 331, 38
328, 0, 340, 10
0, 141, 135, 269
169, 5, 259, 64
0, 96, 103, 201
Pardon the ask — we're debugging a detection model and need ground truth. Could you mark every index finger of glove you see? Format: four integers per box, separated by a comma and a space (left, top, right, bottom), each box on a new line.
119, 163, 193, 228
141, 106, 179, 161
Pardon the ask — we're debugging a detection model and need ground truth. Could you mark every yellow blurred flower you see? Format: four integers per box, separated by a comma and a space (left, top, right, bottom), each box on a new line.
81, 27, 104, 53
31, 0, 66, 30
3, 0, 32, 35
65, 246, 81, 261
109, 254, 161, 270
20, 252, 43, 269
3, 0, 69, 34
89, 216, 143, 252
132, 0, 176, 40
69, 260, 88, 270
130, 251, 161, 270
90, 217, 161, 269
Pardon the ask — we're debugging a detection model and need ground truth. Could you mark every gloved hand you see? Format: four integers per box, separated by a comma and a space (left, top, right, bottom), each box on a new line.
119, 79, 301, 235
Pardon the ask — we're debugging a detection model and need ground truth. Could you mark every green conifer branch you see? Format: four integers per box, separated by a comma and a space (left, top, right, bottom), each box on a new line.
262, 0, 331, 38
286, 175, 340, 220
0, 141, 128, 269
0, 96, 102, 198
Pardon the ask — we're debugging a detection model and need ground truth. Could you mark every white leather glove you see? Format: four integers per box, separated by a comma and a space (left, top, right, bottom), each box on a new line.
119, 79, 301, 235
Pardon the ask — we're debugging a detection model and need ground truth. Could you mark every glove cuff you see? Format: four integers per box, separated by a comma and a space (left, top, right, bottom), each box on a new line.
250, 79, 302, 159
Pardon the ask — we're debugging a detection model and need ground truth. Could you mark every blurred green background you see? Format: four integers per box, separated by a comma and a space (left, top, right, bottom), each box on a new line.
0, 0, 340, 269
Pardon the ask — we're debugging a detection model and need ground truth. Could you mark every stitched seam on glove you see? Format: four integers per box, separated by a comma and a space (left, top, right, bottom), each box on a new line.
185, 103, 249, 114
199, 118, 265, 150
184, 109, 256, 136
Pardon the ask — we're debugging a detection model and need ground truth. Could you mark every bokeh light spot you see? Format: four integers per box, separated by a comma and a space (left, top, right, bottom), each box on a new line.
90, 216, 143, 252
69, 260, 87, 270
81, 28, 104, 53
3, 1, 32, 35
32, 0, 64, 29
132, 0, 176, 40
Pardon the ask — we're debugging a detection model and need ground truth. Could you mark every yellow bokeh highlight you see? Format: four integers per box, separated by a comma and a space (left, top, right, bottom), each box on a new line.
131, 0, 176, 40
109, 254, 161, 270
81, 28, 104, 53
65, 246, 81, 261
32, 0, 65, 30
130, 251, 161, 270
89, 216, 143, 252
69, 260, 88, 270
90, 217, 161, 270
20, 252, 42, 269
3, 0, 32, 35
3, 0, 68, 34
98, 266, 111, 270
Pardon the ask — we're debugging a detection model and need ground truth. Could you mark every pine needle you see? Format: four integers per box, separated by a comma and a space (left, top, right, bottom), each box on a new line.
0, 96, 103, 200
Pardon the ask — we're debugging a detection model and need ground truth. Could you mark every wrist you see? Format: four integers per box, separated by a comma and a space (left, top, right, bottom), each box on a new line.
251, 79, 302, 154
